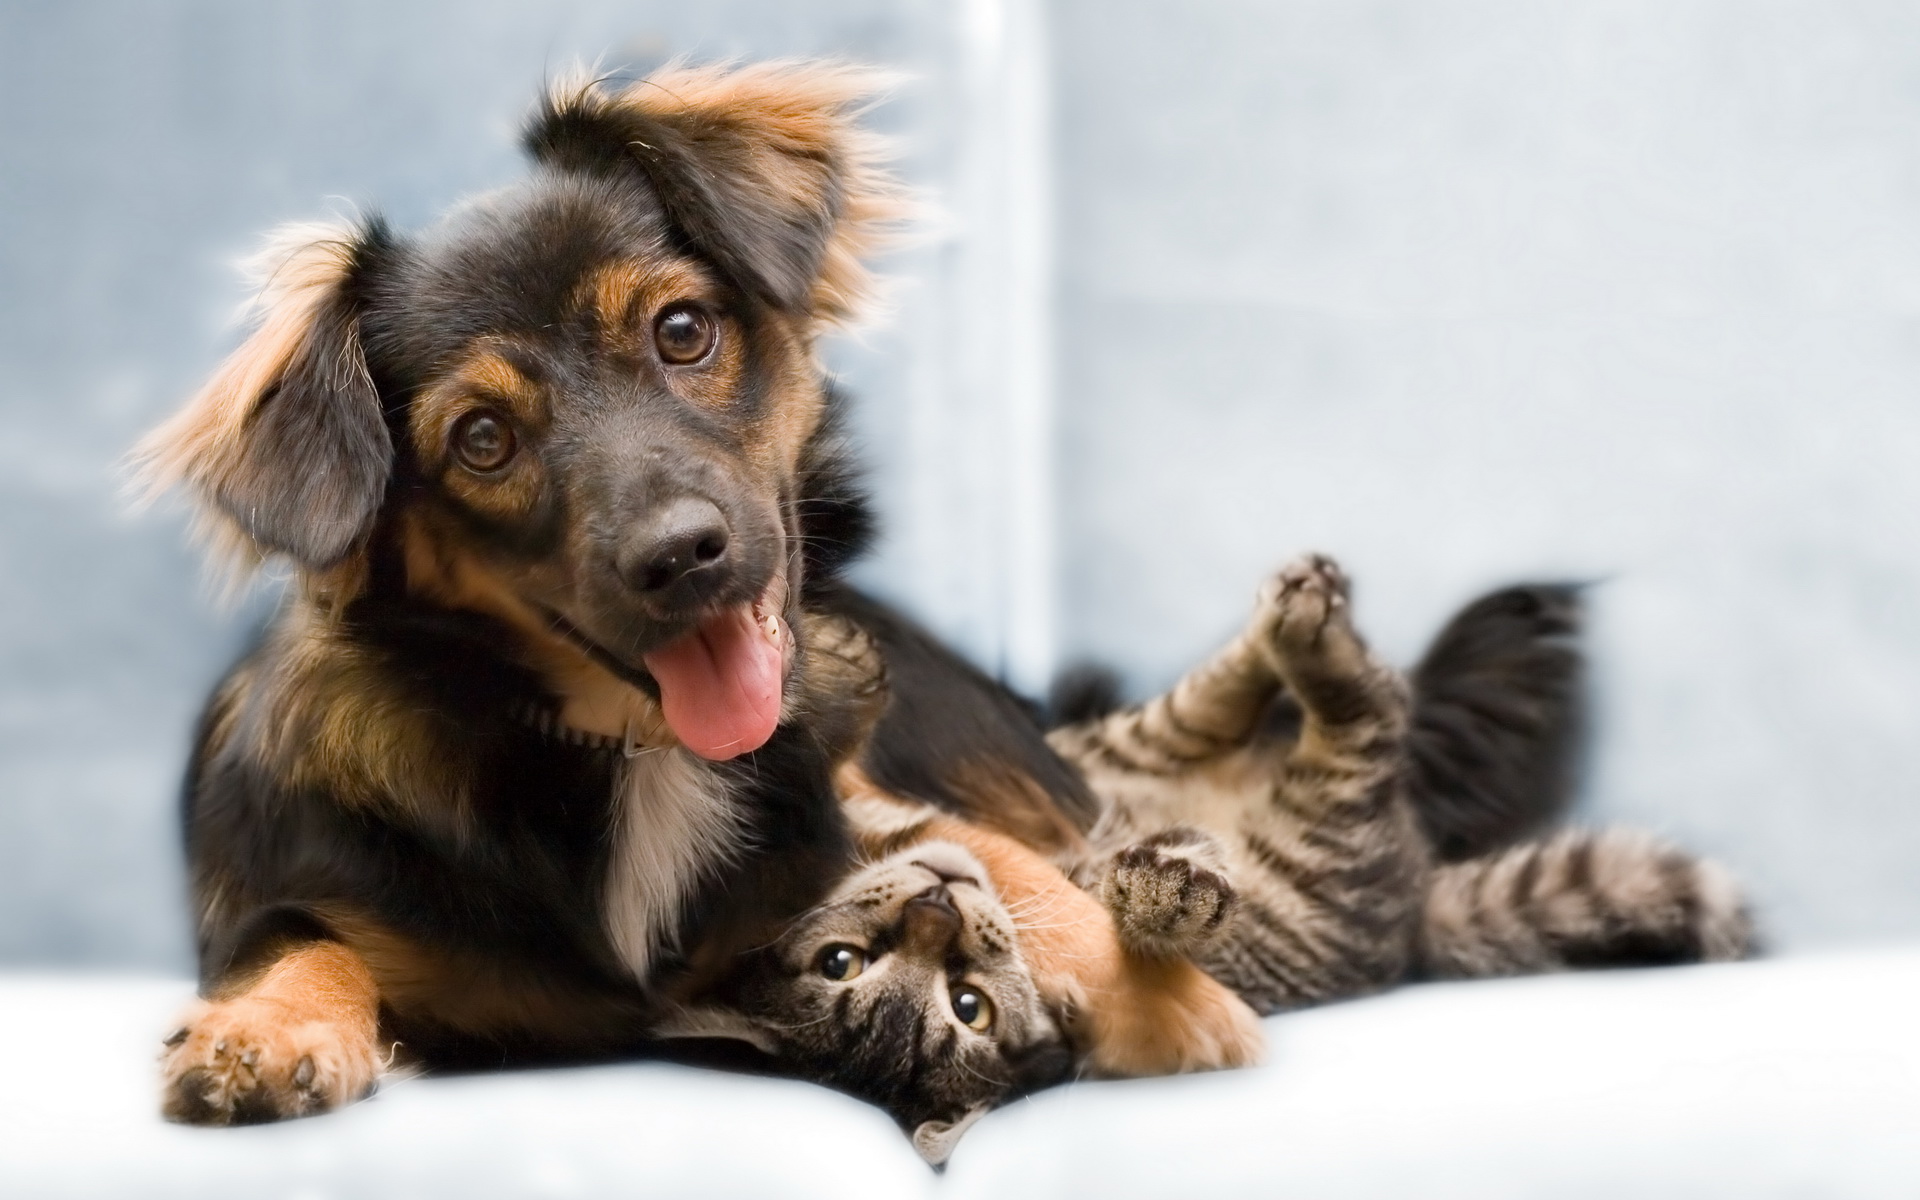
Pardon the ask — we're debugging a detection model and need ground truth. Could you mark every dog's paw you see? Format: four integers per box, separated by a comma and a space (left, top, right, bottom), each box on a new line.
1084, 957, 1266, 1078
160, 996, 380, 1125
1100, 827, 1237, 957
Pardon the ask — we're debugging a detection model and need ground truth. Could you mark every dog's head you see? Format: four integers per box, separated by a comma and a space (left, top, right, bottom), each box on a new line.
137, 63, 903, 759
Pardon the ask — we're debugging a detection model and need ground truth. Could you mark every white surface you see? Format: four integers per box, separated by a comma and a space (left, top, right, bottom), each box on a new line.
6, 949, 1919, 1199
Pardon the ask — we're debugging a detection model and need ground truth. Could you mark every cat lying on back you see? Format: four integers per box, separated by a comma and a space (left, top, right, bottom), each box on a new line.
661, 555, 1752, 1162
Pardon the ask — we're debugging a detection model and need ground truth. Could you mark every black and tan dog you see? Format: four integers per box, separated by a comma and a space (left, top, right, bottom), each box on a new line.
138, 62, 1101, 1125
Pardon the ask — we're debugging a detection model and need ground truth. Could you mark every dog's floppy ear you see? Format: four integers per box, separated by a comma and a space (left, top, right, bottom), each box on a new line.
133, 219, 394, 574
525, 62, 909, 327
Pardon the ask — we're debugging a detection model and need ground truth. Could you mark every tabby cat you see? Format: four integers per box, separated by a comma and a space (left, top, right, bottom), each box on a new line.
660, 555, 1752, 1162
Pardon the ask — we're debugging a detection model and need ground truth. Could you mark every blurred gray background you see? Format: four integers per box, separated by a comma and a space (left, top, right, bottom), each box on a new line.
3, 0, 1916, 971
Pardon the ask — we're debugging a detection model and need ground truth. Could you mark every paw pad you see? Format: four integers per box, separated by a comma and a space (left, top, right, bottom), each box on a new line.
1102, 836, 1237, 956
159, 1000, 376, 1126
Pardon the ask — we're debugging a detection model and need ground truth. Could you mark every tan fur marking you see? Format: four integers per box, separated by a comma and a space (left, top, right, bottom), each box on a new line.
744, 314, 829, 483
161, 942, 381, 1124
395, 508, 674, 747
408, 345, 552, 520
580, 259, 712, 341
240, 604, 476, 830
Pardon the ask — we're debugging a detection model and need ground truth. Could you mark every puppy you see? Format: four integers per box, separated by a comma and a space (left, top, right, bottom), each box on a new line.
139, 62, 1098, 1124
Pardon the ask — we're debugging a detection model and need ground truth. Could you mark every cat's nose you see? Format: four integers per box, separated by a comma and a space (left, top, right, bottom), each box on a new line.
901, 885, 961, 955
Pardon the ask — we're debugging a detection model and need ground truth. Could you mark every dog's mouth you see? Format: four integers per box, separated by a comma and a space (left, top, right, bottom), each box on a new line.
543, 578, 794, 762
642, 588, 793, 761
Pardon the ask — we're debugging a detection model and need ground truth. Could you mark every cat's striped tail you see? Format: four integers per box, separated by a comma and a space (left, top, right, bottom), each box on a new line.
1418, 829, 1754, 978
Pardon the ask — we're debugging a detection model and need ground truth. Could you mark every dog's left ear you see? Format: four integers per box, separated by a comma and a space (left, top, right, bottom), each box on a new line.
133, 219, 396, 575
526, 62, 908, 327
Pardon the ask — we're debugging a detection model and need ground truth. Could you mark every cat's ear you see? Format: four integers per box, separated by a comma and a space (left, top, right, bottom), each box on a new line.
912, 1104, 990, 1166
649, 1005, 780, 1055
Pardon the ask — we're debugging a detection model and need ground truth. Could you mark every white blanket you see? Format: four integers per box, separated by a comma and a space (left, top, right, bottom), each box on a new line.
6, 948, 1916, 1199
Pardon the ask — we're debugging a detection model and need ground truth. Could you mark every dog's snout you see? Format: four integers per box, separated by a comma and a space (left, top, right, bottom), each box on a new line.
618, 496, 732, 596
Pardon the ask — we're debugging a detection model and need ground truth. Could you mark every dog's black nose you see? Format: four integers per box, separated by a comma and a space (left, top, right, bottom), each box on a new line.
619, 497, 732, 595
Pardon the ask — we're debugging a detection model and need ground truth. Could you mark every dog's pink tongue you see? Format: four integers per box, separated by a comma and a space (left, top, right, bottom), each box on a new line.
642, 604, 783, 761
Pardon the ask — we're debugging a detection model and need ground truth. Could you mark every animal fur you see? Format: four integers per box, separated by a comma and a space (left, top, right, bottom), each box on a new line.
653, 558, 1749, 1162
139, 62, 1090, 1125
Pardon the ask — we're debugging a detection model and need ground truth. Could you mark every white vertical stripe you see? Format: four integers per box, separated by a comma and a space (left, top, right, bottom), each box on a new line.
898, 0, 1057, 696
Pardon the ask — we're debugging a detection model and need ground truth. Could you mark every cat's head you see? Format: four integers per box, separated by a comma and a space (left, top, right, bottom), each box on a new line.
657, 839, 1074, 1163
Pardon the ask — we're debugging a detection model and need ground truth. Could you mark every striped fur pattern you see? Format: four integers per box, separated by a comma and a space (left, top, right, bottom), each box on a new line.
1053, 554, 1429, 1013
1051, 554, 1753, 1013
1419, 829, 1752, 977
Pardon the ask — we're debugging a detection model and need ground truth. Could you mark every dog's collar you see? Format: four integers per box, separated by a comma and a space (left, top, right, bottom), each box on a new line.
507, 700, 668, 759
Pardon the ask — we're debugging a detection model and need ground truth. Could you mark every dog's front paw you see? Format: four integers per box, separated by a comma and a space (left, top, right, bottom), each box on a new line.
160, 996, 379, 1125
1101, 827, 1237, 957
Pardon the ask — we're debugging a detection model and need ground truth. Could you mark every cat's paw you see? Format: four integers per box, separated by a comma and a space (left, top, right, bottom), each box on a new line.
1254, 554, 1403, 729
799, 612, 890, 759
1253, 553, 1357, 660
160, 996, 380, 1125
1100, 827, 1237, 957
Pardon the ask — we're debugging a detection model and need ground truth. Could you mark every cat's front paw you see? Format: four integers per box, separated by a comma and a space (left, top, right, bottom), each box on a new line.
798, 612, 890, 759
160, 996, 380, 1125
1100, 827, 1237, 957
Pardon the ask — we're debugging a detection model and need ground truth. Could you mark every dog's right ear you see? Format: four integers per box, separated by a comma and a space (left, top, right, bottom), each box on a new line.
525, 62, 910, 329
133, 218, 395, 575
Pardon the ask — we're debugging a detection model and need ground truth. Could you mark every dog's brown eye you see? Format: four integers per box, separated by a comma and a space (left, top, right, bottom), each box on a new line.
950, 985, 994, 1031
819, 944, 867, 982
452, 411, 516, 473
654, 303, 718, 365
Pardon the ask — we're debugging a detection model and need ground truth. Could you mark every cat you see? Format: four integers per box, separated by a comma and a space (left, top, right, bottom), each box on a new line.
658, 554, 1753, 1163
1049, 555, 1751, 1012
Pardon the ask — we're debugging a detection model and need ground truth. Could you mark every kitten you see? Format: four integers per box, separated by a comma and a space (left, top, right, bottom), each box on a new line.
661, 555, 1751, 1161
1051, 555, 1750, 1012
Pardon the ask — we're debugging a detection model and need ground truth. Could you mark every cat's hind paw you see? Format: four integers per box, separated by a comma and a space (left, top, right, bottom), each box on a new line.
1254, 554, 1406, 736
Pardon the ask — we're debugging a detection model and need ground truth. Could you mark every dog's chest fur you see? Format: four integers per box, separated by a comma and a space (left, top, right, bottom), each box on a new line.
602, 747, 748, 982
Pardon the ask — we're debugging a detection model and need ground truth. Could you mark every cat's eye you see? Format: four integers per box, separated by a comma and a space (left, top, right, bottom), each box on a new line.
451, 410, 516, 473
949, 985, 994, 1031
819, 944, 867, 982
654, 303, 718, 365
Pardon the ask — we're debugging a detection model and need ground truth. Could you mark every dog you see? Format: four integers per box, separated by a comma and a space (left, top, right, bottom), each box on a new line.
137, 62, 1101, 1124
